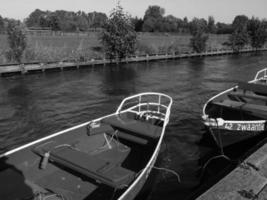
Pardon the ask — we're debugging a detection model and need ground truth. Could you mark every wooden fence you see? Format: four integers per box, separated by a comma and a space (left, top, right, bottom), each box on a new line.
1, 47, 267, 76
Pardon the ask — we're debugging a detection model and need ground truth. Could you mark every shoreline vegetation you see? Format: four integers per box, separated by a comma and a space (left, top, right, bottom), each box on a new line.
1, 47, 266, 76
0, 4, 266, 66
0, 33, 230, 65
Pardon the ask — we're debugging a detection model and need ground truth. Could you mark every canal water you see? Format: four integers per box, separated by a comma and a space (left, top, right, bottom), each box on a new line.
1, 52, 267, 199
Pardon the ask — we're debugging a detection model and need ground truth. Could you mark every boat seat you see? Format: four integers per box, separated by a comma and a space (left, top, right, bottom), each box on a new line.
102, 113, 162, 139
238, 82, 267, 95
213, 99, 245, 108
213, 99, 267, 117
41, 146, 135, 189
110, 131, 148, 145
229, 91, 267, 101
87, 122, 148, 145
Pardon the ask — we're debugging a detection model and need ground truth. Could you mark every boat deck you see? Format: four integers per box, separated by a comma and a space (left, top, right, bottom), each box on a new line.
0, 111, 161, 200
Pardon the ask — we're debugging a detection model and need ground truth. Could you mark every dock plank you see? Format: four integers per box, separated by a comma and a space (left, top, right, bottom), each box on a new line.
197, 144, 267, 200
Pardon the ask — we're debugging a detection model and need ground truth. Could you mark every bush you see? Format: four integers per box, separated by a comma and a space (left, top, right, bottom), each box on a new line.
248, 17, 267, 50
189, 18, 209, 52
190, 33, 209, 53
6, 21, 27, 63
228, 15, 249, 52
100, 4, 136, 60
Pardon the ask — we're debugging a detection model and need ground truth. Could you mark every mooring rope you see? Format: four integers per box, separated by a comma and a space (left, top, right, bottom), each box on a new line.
152, 166, 181, 183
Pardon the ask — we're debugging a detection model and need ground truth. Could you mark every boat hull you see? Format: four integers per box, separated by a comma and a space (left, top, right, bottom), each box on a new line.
119, 143, 160, 200
202, 68, 267, 148
0, 92, 173, 200
206, 126, 263, 148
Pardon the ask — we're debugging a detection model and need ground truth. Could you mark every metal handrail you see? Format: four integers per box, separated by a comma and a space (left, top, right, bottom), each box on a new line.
254, 68, 267, 81
116, 92, 173, 125
203, 67, 267, 121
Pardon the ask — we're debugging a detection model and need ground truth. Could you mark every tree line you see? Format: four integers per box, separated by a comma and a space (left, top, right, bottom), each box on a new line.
133, 6, 233, 34
2, 4, 267, 64
25, 9, 107, 32
1, 5, 266, 34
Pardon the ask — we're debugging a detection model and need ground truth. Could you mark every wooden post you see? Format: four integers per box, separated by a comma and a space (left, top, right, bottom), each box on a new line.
59, 61, 63, 71
91, 58, 95, 66
103, 58, 106, 66
20, 64, 27, 74
40, 63, 45, 72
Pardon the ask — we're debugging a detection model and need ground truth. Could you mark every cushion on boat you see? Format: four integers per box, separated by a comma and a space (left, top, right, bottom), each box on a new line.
92, 143, 131, 164
102, 113, 162, 139
238, 82, 267, 95
87, 123, 114, 136
229, 91, 267, 101
48, 146, 135, 188
213, 99, 245, 108
213, 99, 267, 116
108, 131, 148, 145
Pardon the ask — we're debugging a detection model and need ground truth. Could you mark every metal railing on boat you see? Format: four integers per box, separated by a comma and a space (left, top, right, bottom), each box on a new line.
116, 92, 173, 124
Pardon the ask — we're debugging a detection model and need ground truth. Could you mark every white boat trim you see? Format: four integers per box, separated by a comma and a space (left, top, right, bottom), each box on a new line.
0, 92, 173, 200
202, 68, 267, 127
118, 92, 173, 200
0, 112, 117, 158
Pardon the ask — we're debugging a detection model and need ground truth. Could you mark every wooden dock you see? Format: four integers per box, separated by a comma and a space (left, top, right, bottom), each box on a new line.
197, 142, 267, 200
1, 48, 266, 76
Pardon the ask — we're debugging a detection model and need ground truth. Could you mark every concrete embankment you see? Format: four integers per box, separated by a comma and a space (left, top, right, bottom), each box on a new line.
0, 48, 267, 76
197, 143, 267, 200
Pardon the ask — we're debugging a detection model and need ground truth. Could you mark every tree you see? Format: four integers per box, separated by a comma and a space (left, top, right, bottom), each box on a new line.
25, 9, 46, 27
189, 18, 209, 53
232, 15, 249, 30
216, 22, 233, 34
229, 30, 249, 52
248, 17, 267, 50
189, 17, 207, 35
180, 17, 189, 33
25, 9, 107, 31
163, 15, 179, 32
207, 16, 216, 33
100, 3, 136, 60
131, 17, 143, 32
190, 33, 209, 53
142, 5, 165, 32
0, 15, 4, 33
75, 11, 89, 31
229, 15, 249, 52
88, 12, 108, 29
6, 21, 27, 63
47, 14, 60, 31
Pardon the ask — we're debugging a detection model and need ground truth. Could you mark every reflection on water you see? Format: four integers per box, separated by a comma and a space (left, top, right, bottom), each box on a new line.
1, 52, 267, 199
101, 65, 137, 95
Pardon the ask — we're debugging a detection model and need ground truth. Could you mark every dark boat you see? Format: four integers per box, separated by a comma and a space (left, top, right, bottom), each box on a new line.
202, 68, 267, 148
0, 92, 172, 200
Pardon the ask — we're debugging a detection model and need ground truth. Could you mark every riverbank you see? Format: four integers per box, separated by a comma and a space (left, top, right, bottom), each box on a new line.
197, 141, 267, 200
0, 33, 228, 65
0, 47, 266, 76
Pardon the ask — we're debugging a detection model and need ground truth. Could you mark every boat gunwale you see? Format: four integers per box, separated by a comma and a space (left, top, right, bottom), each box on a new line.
0, 92, 173, 200
117, 92, 173, 200
202, 68, 267, 127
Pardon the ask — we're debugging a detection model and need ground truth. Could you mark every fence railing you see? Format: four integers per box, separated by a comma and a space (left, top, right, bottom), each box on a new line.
0, 47, 267, 76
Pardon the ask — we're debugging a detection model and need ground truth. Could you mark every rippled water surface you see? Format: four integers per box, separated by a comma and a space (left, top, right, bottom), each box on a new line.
1, 52, 267, 199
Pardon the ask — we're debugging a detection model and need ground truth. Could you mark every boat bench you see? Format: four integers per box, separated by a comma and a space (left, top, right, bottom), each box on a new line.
102, 113, 162, 140
238, 82, 267, 95
229, 91, 267, 102
213, 99, 267, 115
33, 142, 135, 189
88, 121, 149, 145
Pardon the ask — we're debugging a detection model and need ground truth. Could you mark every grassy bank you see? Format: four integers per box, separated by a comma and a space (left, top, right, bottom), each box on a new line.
0, 33, 229, 65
